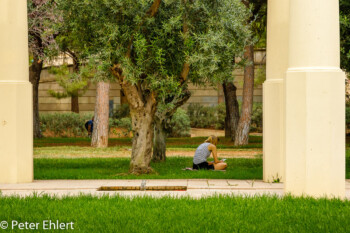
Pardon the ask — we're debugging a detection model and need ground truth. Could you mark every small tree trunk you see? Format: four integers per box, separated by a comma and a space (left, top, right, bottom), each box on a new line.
235, 45, 255, 145
91, 81, 110, 148
71, 53, 80, 113
129, 100, 157, 174
71, 95, 79, 113
29, 56, 43, 138
223, 82, 240, 141
152, 118, 166, 162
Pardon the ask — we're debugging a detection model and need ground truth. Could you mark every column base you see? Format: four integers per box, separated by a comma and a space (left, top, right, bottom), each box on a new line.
285, 68, 345, 198
263, 79, 285, 183
0, 81, 33, 183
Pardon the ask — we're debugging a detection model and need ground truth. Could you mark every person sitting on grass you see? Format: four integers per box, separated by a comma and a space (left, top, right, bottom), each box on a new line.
193, 135, 227, 170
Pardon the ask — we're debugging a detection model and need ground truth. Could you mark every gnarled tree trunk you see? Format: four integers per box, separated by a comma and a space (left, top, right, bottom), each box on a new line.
91, 81, 110, 148
129, 94, 157, 174
112, 64, 158, 173
152, 118, 166, 162
235, 45, 255, 145
223, 81, 240, 141
29, 56, 43, 138
152, 89, 191, 162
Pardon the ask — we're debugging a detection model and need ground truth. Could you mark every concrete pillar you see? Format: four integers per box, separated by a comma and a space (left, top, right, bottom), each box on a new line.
0, 0, 33, 183
285, 0, 345, 197
263, 0, 289, 182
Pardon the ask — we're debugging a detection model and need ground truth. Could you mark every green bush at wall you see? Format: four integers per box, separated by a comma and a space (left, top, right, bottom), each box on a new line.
346, 107, 350, 131
40, 113, 93, 137
187, 103, 219, 129
112, 104, 130, 119
40, 102, 263, 138
250, 103, 263, 132
40, 113, 132, 137
168, 108, 191, 137
187, 102, 262, 132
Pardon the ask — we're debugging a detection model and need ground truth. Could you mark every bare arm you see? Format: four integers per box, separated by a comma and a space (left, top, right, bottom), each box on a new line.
208, 144, 220, 164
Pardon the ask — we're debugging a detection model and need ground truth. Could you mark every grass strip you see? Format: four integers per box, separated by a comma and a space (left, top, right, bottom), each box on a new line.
0, 195, 349, 232
34, 154, 350, 180
34, 157, 263, 180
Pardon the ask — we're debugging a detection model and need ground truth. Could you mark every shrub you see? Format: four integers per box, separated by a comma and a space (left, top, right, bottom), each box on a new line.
215, 103, 226, 130
346, 107, 350, 129
109, 117, 132, 137
40, 112, 93, 137
40, 113, 133, 137
110, 117, 132, 131
112, 104, 130, 119
250, 103, 263, 132
168, 108, 191, 137
187, 103, 216, 128
186, 102, 263, 132
186, 103, 226, 129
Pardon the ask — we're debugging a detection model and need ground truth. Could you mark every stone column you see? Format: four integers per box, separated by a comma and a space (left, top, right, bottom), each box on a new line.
0, 0, 33, 183
285, 0, 345, 197
263, 0, 289, 182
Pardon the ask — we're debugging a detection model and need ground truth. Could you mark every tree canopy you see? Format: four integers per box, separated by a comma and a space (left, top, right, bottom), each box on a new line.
28, 0, 59, 60
56, 0, 251, 88
341, 0, 350, 75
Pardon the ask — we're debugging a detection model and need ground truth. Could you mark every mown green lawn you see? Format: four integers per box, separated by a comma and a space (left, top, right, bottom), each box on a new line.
0, 195, 349, 232
34, 157, 263, 180
34, 155, 350, 180
32, 136, 350, 179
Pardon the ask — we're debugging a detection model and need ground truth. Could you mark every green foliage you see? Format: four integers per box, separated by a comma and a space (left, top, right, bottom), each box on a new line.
187, 102, 262, 132
168, 108, 191, 138
250, 103, 263, 132
341, 0, 350, 74
215, 103, 226, 130
187, 103, 217, 128
40, 113, 133, 137
250, 0, 267, 49
346, 107, 350, 129
48, 65, 89, 99
110, 117, 133, 137
56, 0, 252, 94
40, 113, 93, 137
255, 64, 266, 87
186, 103, 225, 129
112, 104, 130, 119
186, 103, 229, 130
28, 0, 59, 59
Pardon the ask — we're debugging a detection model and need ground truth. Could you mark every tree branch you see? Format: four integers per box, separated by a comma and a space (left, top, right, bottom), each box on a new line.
126, 0, 162, 57
179, 0, 190, 84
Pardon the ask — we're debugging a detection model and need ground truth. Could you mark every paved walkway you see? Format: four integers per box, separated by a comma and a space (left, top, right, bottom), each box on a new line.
1, 180, 350, 198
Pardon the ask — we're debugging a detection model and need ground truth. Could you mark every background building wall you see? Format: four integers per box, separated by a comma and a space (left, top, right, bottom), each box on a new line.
38, 50, 266, 113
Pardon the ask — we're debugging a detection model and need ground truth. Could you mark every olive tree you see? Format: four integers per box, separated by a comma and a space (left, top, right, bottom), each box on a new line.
57, 0, 251, 173
28, 0, 59, 138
